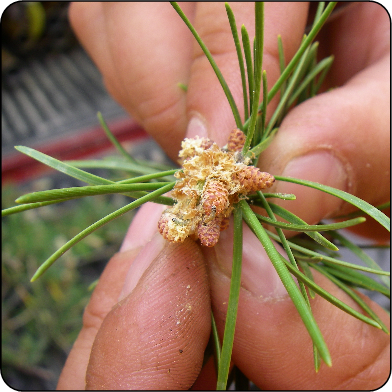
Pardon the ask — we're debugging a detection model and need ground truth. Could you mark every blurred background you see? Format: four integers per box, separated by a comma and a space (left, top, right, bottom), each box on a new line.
1, 2, 389, 391
2, 2, 171, 389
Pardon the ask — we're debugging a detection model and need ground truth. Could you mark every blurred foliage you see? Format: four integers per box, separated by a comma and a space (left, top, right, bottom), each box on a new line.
2, 183, 133, 389
2, 2, 77, 62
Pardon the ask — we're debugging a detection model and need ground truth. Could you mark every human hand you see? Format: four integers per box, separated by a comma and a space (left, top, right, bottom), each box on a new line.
58, 2, 390, 389
57, 203, 390, 390
68, 2, 390, 234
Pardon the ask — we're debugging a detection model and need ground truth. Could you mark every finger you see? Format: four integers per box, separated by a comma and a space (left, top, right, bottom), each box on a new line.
119, 202, 168, 252
69, 2, 309, 158
58, 203, 209, 389
85, 238, 210, 390
318, 2, 390, 87
185, 2, 309, 146
205, 223, 390, 389
69, 2, 195, 160
56, 203, 177, 389
258, 54, 390, 230
190, 356, 217, 390
257, 2, 390, 234
57, 247, 140, 390
68, 3, 113, 88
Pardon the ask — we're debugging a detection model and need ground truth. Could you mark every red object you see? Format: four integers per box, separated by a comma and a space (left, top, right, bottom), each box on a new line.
1, 118, 148, 184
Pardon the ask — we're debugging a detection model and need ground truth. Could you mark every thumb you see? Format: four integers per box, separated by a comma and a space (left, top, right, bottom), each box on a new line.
57, 203, 211, 390
85, 236, 211, 390
206, 223, 390, 390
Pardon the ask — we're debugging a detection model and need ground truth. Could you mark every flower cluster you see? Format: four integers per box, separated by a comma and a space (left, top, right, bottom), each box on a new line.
158, 129, 275, 247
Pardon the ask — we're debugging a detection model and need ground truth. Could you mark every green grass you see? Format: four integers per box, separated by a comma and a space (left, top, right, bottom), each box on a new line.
2, 183, 132, 389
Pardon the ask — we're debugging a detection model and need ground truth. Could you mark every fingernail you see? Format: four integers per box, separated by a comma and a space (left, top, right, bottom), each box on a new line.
186, 115, 208, 139
118, 232, 166, 301
278, 151, 349, 221
213, 222, 288, 300
120, 202, 168, 252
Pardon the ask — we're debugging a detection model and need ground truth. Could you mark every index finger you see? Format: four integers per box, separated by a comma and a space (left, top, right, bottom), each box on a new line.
70, 2, 309, 159
69, 2, 196, 160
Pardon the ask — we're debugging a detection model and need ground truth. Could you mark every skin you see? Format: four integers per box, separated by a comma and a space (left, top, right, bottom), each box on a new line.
58, 2, 390, 390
